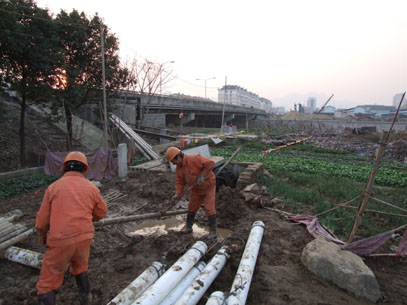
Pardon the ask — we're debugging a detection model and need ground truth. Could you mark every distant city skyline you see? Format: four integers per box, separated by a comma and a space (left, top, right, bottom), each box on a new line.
35, 0, 407, 110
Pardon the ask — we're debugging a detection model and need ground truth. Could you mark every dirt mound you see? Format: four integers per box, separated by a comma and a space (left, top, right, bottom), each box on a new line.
1, 171, 407, 305
281, 111, 331, 120
216, 186, 250, 227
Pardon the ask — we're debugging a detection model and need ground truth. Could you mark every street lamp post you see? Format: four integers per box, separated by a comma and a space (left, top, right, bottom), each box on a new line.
160, 61, 175, 95
196, 77, 216, 99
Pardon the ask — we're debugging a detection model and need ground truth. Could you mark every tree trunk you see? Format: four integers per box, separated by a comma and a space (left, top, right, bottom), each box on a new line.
65, 106, 73, 151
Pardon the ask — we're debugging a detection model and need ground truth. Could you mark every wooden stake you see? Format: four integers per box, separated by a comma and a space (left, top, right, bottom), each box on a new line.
347, 91, 406, 243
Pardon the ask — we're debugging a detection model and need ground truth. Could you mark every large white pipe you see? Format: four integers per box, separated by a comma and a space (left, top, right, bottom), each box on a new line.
158, 261, 206, 305
4, 246, 43, 269
132, 241, 207, 305
107, 262, 165, 305
225, 221, 265, 305
206, 291, 225, 305
175, 246, 230, 305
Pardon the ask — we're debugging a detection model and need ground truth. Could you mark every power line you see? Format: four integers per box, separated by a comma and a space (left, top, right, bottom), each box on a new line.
173, 77, 218, 89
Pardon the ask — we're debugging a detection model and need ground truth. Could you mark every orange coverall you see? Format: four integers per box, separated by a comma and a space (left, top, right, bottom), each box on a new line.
176, 154, 216, 216
35, 171, 107, 295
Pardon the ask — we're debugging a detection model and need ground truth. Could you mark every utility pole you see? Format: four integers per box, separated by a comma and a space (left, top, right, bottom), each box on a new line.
220, 76, 227, 133
100, 25, 108, 150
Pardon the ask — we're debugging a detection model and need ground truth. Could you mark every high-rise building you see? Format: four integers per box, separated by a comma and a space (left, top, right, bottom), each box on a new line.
307, 97, 316, 110
393, 93, 407, 108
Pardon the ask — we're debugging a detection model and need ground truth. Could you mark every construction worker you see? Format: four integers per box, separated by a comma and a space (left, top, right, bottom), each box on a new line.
35, 152, 107, 305
166, 146, 217, 238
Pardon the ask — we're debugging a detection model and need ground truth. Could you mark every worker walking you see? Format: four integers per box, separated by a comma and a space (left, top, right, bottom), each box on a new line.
35, 152, 107, 305
166, 147, 217, 239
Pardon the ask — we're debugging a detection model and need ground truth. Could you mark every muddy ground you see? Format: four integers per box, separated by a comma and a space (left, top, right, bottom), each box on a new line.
1, 171, 407, 305
1, 95, 407, 304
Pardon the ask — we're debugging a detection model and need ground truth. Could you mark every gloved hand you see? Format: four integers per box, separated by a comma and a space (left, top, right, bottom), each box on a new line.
196, 174, 205, 185
39, 231, 47, 245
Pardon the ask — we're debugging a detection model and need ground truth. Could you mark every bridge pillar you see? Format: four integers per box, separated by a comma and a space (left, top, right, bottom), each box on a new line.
180, 112, 195, 126
224, 114, 235, 123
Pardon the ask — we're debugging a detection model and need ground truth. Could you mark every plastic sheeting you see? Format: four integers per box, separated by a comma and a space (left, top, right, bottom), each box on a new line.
44, 149, 118, 181
283, 212, 407, 257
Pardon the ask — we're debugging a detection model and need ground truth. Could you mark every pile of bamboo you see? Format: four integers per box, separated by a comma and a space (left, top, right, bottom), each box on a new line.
0, 209, 34, 252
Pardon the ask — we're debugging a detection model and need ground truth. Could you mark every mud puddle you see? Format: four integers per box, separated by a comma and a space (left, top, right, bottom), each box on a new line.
128, 215, 231, 238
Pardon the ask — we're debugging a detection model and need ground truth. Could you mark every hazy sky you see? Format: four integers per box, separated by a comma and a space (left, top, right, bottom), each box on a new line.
35, 0, 407, 110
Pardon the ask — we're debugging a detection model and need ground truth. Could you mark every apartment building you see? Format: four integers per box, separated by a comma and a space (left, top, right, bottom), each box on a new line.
218, 85, 272, 112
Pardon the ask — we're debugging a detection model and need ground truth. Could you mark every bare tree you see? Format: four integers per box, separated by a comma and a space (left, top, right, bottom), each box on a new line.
122, 56, 174, 128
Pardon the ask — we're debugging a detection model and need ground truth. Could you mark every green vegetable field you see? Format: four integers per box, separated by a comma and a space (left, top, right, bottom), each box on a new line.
211, 142, 407, 239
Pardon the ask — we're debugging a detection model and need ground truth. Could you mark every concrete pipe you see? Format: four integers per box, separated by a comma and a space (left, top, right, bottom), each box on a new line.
206, 291, 226, 305
158, 261, 206, 305
94, 210, 188, 228
4, 246, 43, 269
132, 241, 208, 305
175, 246, 230, 305
107, 262, 165, 305
0, 228, 35, 252
225, 221, 265, 305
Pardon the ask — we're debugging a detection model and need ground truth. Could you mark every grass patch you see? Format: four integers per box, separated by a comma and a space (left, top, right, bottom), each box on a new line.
0, 173, 58, 200
131, 154, 150, 166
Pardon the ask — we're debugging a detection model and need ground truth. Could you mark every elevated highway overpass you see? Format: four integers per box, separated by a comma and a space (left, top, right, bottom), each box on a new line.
106, 91, 270, 129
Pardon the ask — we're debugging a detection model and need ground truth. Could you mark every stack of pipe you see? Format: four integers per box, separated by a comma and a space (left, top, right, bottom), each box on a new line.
0, 209, 36, 252
131, 241, 208, 305
109, 221, 265, 305
174, 246, 230, 305
107, 262, 166, 305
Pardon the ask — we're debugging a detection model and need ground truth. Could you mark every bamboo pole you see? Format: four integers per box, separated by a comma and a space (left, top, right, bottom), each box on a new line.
370, 197, 407, 213
347, 92, 406, 243
0, 228, 35, 252
0, 225, 27, 243
94, 209, 187, 227
314, 195, 360, 217
342, 205, 407, 218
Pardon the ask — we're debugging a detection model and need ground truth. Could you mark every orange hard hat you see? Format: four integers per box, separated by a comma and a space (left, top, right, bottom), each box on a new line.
166, 147, 181, 162
63, 151, 89, 173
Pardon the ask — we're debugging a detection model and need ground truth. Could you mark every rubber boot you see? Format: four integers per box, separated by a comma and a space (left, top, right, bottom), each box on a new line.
76, 272, 92, 305
180, 212, 195, 234
208, 214, 217, 239
38, 290, 56, 305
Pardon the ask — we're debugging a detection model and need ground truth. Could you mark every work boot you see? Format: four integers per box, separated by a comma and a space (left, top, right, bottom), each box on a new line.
38, 290, 56, 305
180, 212, 195, 234
76, 272, 92, 305
78, 293, 92, 305
208, 214, 217, 239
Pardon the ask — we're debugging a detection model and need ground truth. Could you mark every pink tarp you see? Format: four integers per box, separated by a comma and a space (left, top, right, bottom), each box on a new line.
284, 212, 407, 257
44, 149, 118, 181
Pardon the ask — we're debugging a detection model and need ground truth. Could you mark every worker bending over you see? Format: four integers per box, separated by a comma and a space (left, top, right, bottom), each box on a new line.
35, 152, 107, 305
166, 147, 217, 239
